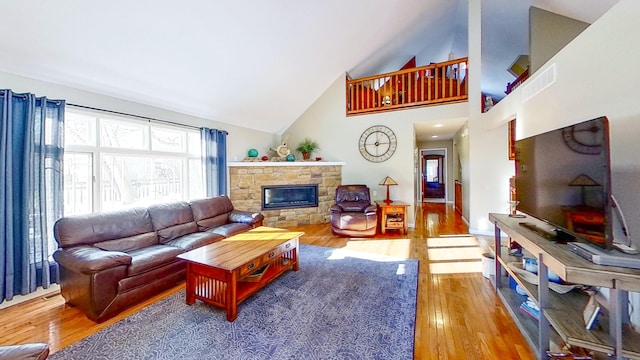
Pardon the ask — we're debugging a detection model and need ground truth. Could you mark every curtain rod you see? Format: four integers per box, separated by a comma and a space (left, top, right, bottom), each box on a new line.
67, 103, 228, 134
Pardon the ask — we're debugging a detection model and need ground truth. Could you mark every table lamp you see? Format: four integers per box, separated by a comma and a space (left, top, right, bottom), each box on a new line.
379, 176, 398, 204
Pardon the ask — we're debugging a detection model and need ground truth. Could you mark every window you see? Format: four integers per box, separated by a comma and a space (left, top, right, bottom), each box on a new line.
64, 108, 204, 215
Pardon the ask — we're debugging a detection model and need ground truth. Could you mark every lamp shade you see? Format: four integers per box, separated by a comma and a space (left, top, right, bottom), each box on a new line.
569, 174, 600, 187
379, 176, 398, 186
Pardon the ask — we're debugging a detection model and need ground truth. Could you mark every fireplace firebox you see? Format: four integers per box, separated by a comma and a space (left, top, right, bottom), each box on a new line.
262, 184, 319, 210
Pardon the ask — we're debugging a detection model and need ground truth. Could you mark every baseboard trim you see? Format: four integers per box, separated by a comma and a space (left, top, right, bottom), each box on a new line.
0, 284, 60, 310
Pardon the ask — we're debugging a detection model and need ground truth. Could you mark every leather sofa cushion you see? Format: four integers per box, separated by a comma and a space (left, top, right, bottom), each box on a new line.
208, 222, 252, 237
338, 201, 369, 212
94, 232, 158, 252
148, 201, 199, 243
336, 185, 370, 203
190, 196, 235, 231
163, 232, 224, 251
127, 245, 184, 277
331, 213, 376, 231
119, 259, 185, 293
54, 207, 155, 248
53, 246, 131, 274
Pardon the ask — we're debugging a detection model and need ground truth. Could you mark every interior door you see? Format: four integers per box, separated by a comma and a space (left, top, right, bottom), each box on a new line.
423, 154, 445, 199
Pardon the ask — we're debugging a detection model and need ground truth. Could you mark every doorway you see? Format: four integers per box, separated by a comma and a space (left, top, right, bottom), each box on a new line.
421, 149, 447, 202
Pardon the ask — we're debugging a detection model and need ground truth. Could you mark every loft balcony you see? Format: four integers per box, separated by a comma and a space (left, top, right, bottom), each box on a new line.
346, 57, 468, 116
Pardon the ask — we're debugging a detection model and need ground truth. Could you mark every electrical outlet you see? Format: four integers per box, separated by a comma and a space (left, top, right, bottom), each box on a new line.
373, 190, 377, 196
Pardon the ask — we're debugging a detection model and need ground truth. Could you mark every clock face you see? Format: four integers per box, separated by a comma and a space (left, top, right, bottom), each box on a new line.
358, 125, 397, 162
562, 120, 604, 155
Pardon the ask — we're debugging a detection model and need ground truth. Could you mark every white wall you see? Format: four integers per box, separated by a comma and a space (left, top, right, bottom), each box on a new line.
453, 124, 470, 221
0, 71, 275, 163
470, 0, 640, 325
529, 7, 589, 74
283, 73, 468, 227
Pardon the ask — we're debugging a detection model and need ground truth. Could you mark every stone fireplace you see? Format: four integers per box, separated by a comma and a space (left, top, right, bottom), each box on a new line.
228, 162, 343, 228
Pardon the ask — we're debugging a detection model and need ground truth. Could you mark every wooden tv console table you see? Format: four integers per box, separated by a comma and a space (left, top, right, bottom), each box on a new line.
177, 227, 304, 321
490, 213, 640, 360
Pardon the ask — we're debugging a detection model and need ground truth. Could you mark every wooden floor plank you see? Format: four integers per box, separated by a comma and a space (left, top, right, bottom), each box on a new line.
0, 202, 534, 359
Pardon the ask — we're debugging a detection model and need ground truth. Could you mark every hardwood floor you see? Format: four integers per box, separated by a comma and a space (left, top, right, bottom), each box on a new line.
0, 202, 534, 359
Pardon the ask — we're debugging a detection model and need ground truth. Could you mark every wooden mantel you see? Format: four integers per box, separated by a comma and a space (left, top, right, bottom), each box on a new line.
228, 161, 346, 167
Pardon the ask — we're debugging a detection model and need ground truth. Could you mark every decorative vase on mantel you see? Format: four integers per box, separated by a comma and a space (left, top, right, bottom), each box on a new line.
301, 152, 311, 160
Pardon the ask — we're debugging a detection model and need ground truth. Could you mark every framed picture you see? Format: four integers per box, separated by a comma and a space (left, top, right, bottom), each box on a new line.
508, 119, 516, 160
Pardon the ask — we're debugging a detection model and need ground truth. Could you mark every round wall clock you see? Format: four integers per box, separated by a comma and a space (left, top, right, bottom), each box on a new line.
562, 121, 604, 155
358, 125, 397, 162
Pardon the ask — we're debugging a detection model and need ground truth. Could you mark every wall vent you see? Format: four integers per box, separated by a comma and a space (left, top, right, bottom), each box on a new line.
522, 63, 556, 103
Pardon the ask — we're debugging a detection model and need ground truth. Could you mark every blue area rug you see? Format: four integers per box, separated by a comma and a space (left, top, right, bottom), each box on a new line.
51, 244, 418, 360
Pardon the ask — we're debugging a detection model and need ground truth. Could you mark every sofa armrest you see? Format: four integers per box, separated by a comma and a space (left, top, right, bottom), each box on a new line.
228, 210, 264, 226
53, 246, 132, 274
364, 204, 377, 214
330, 204, 343, 213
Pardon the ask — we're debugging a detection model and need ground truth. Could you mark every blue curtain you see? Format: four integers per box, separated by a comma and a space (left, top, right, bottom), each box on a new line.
0, 90, 64, 301
201, 128, 228, 196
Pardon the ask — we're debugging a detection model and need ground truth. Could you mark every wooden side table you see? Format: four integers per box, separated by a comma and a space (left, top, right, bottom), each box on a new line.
375, 201, 409, 235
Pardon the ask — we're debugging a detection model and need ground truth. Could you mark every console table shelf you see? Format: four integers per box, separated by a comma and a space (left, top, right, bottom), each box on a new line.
490, 213, 640, 360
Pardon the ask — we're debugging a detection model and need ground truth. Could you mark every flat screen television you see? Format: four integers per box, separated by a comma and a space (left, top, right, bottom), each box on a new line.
514, 116, 612, 249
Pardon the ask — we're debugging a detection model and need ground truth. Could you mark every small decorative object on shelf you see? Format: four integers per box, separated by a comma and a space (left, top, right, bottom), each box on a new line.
547, 352, 592, 360
295, 138, 319, 160
509, 238, 523, 257
269, 135, 291, 161
508, 200, 525, 218
261, 155, 268, 161
582, 294, 601, 330
247, 148, 259, 158
286, 154, 295, 161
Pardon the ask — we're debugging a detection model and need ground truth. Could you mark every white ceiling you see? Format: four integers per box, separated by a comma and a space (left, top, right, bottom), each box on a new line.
0, 0, 618, 138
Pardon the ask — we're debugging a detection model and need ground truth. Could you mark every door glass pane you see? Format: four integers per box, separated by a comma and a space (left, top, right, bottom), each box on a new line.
63, 152, 93, 215
426, 159, 438, 181
100, 118, 148, 150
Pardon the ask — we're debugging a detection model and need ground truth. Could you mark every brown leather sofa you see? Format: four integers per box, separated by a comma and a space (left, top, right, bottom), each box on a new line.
0, 343, 49, 360
330, 185, 378, 237
53, 195, 263, 322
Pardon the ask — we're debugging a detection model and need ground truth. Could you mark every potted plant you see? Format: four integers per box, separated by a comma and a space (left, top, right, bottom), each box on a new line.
296, 138, 319, 160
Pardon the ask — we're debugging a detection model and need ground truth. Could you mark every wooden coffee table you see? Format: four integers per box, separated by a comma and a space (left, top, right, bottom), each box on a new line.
177, 226, 303, 321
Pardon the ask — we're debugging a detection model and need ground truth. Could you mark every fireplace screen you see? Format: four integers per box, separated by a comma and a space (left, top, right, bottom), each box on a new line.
262, 184, 319, 210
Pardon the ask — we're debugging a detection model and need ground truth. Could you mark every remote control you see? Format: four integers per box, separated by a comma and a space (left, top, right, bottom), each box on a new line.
612, 242, 640, 255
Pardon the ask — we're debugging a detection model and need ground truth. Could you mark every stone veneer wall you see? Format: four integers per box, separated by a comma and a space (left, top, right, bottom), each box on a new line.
229, 163, 343, 228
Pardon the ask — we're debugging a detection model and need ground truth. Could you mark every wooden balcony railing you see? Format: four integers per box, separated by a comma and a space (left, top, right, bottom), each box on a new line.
346, 57, 468, 116
506, 67, 529, 94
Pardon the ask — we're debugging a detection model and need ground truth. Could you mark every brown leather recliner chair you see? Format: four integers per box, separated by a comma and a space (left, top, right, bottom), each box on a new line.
330, 185, 378, 237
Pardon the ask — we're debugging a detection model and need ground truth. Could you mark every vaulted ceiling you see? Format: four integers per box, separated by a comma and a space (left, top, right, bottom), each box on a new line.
0, 1, 618, 136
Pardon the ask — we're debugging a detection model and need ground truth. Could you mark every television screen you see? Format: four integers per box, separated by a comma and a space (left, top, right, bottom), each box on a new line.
514, 116, 612, 248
